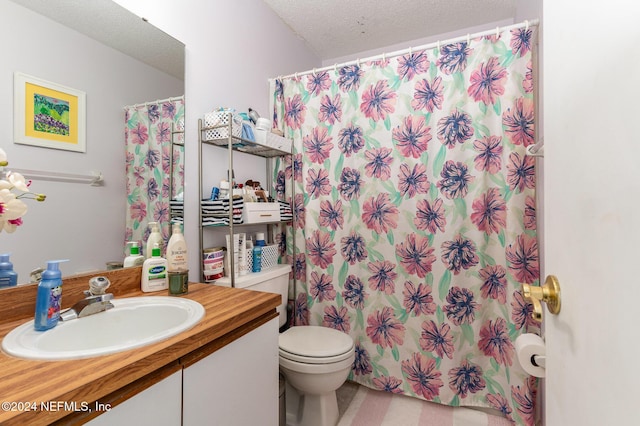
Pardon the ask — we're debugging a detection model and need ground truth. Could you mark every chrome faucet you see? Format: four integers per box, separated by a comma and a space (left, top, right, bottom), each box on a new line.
60, 276, 114, 321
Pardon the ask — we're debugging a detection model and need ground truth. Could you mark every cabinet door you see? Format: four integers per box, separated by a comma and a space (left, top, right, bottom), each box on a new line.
183, 318, 279, 426
87, 370, 182, 425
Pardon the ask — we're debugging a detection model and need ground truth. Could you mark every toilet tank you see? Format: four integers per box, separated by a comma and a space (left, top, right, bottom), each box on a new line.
215, 264, 291, 328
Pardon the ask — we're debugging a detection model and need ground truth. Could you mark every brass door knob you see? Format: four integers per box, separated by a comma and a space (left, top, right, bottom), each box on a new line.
522, 275, 561, 322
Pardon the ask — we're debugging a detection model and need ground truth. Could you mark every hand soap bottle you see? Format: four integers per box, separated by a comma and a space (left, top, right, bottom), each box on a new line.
142, 243, 168, 292
146, 222, 163, 259
124, 242, 144, 267
34, 260, 67, 331
167, 223, 188, 271
0, 253, 18, 288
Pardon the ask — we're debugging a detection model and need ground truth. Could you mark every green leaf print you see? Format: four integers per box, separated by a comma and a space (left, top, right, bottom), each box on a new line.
386, 231, 395, 246
349, 91, 359, 109
475, 123, 491, 138
450, 395, 460, 407
501, 50, 515, 68
369, 246, 384, 261
356, 310, 364, 330
453, 72, 465, 93
349, 200, 360, 219
453, 198, 467, 219
334, 155, 344, 181
493, 98, 502, 116
436, 306, 444, 324
429, 182, 439, 200
369, 118, 377, 130
377, 345, 384, 357
128, 187, 140, 204
433, 145, 447, 178
302, 90, 311, 104
429, 60, 438, 79
384, 116, 392, 131
339, 262, 349, 286
479, 102, 487, 116
327, 263, 334, 277
438, 270, 452, 301
498, 229, 506, 247
392, 346, 400, 362
484, 373, 506, 397
461, 324, 475, 346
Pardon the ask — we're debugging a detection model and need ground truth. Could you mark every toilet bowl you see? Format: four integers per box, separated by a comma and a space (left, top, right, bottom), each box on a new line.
216, 264, 355, 426
279, 326, 354, 426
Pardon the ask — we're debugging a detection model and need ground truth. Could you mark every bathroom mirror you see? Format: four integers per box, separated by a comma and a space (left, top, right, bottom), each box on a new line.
0, 0, 185, 283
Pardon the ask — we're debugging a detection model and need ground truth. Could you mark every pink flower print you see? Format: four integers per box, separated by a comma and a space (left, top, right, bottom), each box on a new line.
162, 102, 176, 119
479, 265, 508, 303
511, 289, 535, 330
487, 393, 514, 422
294, 193, 306, 229
398, 163, 430, 198
468, 57, 508, 105
303, 126, 334, 164
360, 80, 397, 122
392, 115, 432, 159
502, 97, 535, 146
305, 168, 331, 199
507, 152, 535, 192
293, 252, 307, 282
523, 60, 534, 93
420, 320, 454, 359
437, 160, 474, 199
473, 136, 503, 174
401, 353, 443, 399
130, 201, 147, 222
437, 42, 472, 75
448, 360, 486, 398
471, 187, 507, 234
364, 147, 393, 179
156, 121, 171, 143
319, 199, 344, 230
411, 77, 444, 113
478, 317, 515, 366
294, 292, 309, 325
133, 166, 146, 187
153, 201, 170, 224
511, 376, 537, 426
441, 235, 479, 275
319, 94, 342, 125
284, 94, 307, 130
310, 271, 336, 302
338, 65, 363, 92
444, 286, 478, 325
372, 376, 404, 394
437, 109, 474, 148
506, 234, 539, 284
414, 198, 447, 234
395, 233, 436, 278
131, 122, 148, 144
366, 306, 405, 349
353, 343, 372, 376
524, 195, 537, 230
342, 274, 367, 309
367, 260, 397, 295
397, 50, 429, 81
510, 28, 533, 57
362, 193, 399, 234
323, 305, 350, 333
306, 71, 331, 95
341, 231, 368, 265
404, 282, 436, 316
306, 230, 337, 269
337, 123, 365, 157
338, 167, 362, 201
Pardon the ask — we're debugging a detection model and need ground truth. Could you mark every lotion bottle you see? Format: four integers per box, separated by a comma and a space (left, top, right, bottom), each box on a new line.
34, 260, 67, 331
167, 223, 188, 271
146, 222, 163, 259
142, 244, 168, 292
0, 253, 18, 288
124, 242, 144, 267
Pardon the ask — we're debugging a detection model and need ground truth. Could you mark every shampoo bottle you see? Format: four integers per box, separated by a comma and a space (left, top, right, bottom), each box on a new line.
124, 242, 144, 267
0, 253, 18, 288
167, 223, 188, 271
142, 244, 168, 292
146, 222, 163, 259
34, 260, 67, 331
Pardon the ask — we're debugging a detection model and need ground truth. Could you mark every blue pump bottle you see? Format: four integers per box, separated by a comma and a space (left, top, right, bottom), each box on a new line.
34, 260, 68, 331
0, 253, 18, 288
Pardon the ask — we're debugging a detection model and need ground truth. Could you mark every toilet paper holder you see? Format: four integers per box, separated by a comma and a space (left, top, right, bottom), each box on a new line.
522, 275, 561, 322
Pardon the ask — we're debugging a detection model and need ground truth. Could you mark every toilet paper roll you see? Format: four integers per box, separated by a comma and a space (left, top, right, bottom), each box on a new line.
515, 333, 546, 378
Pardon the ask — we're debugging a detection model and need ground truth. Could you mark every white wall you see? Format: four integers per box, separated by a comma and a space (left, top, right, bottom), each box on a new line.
112, 0, 321, 279
0, 0, 183, 281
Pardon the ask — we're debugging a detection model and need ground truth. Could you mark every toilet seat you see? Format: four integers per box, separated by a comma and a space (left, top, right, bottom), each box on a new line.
279, 326, 354, 365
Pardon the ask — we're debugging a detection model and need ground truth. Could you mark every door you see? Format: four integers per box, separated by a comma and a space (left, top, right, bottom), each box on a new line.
544, 2, 640, 425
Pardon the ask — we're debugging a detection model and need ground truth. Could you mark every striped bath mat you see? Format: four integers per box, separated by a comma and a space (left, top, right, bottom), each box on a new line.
337, 386, 512, 426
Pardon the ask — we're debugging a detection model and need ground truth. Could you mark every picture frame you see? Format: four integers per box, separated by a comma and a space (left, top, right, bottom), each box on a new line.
13, 72, 86, 153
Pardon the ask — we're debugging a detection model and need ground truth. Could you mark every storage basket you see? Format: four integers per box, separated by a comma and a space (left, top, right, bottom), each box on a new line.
245, 244, 279, 271
203, 111, 243, 141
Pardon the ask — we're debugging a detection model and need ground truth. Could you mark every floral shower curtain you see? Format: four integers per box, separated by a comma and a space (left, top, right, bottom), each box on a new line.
124, 97, 184, 255
271, 25, 539, 425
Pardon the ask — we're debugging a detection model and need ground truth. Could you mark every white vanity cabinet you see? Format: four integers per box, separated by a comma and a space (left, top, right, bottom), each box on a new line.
87, 370, 182, 426
182, 317, 279, 426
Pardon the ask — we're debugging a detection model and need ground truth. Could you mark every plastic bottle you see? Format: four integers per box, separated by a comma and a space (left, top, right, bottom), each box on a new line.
0, 253, 18, 288
124, 242, 144, 267
146, 222, 163, 259
252, 245, 262, 273
34, 260, 67, 331
167, 223, 188, 271
142, 244, 168, 292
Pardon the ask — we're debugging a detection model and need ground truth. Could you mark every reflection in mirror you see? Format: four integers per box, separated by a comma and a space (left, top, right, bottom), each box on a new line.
0, 0, 185, 285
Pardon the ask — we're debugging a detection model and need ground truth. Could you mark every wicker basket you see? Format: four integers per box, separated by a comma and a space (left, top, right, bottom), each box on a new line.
203, 111, 243, 141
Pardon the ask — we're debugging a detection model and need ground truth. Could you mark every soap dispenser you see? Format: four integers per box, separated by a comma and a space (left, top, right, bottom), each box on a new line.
124, 242, 144, 267
34, 260, 68, 331
146, 222, 163, 259
0, 253, 18, 288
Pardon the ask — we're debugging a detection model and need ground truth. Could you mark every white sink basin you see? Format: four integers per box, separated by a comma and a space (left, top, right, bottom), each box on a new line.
2, 296, 205, 361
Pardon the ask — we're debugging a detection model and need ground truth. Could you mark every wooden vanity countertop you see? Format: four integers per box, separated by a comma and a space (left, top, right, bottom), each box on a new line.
0, 267, 281, 425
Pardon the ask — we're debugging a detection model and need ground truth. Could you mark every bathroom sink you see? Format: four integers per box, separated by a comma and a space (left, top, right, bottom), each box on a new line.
1, 296, 205, 361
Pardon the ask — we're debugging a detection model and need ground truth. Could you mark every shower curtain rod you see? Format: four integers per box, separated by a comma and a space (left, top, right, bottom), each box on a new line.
271, 19, 539, 81
126, 95, 184, 110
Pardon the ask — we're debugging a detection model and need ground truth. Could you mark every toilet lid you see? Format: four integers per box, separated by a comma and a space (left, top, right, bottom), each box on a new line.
279, 326, 354, 358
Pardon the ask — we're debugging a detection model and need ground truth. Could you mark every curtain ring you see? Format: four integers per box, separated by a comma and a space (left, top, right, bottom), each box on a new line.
312, 68, 317, 76
409, 46, 413, 55
294, 72, 298, 79
467, 34, 470, 45
496, 26, 500, 37
437, 40, 441, 51
357, 58, 360, 67
334, 63, 338, 73
525, 20, 529, 31
382, 52, 386, 62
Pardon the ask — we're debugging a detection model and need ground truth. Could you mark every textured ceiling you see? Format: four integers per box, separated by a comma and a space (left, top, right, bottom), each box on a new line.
9, 0, 184, 80
263, 0, 517, 60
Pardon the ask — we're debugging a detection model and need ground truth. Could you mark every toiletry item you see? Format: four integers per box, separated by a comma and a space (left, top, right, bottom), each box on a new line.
167, 223, 188, 271
255, 232, 266, 247
219, 180, 230, 199
124, 242, 144, 267
142, 244, 168, 292
248, 107, 260, 125
168, 269, 189, 295
238, 233, 248, 276
34, 260, 68, 331
252, 245, 262, 273
0, 253, 18, 288
224, 233, 240, 277
145, 222, 163, 259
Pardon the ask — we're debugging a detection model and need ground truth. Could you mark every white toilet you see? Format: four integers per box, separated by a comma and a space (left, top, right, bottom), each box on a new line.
217, 264, 355, 426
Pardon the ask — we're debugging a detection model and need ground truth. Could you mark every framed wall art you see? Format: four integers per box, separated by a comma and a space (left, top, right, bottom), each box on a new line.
13, 72, 86, 153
